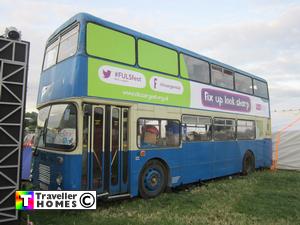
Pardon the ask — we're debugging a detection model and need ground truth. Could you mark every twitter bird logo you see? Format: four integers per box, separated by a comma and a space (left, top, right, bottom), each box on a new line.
103, 70, 111, 78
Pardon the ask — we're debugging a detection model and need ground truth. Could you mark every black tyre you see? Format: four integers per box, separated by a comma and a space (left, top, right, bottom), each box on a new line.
242, 151, 255, 175
139, 160, 167, 199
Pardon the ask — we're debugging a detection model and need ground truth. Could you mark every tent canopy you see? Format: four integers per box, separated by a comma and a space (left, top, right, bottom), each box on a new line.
272, 109, 300, 171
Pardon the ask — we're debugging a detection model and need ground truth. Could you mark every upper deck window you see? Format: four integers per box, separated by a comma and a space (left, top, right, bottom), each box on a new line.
43, 24, 79, 71
253, 79, 268, 98
180, 54, 210, 83
235, 73, 253, 94
138, 40, 178, 76
43, 39, 59, 70
86, 23, 136, 65
211, 65, 234, 90
57, 25, 79, 62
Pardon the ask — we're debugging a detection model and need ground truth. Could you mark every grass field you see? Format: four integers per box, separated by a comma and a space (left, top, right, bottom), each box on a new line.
23, 170, 300, 225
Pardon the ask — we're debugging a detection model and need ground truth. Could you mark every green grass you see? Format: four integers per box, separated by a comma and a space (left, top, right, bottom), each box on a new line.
23, 170, 300, 225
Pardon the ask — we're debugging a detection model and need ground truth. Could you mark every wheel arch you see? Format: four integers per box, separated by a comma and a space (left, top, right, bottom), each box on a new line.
140, 157, 171, 187
242, 149, 256, 174
243, 149, 255, 164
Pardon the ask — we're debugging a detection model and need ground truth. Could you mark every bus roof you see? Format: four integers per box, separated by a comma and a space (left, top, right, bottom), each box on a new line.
48, 12, 267, 83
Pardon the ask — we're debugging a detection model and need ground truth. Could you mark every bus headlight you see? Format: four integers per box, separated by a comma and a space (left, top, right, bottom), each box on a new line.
56, 174, 63, 186
56, 156, 64, 164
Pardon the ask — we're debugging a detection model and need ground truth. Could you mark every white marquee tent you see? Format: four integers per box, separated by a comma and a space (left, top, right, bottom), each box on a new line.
272, 109, 300, 171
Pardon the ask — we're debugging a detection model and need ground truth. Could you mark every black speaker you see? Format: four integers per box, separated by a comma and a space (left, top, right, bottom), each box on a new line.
0, 37, 29, 224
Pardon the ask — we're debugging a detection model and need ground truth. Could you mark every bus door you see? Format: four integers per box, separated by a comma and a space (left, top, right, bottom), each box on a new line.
107, 106, 129, 195
87, 104, 129, 195
89, 105, 105, 193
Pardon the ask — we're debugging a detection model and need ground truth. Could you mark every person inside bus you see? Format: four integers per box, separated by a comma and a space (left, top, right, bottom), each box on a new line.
182, 124, 188, 141
140, 125, 159, 148
166, 121, 180, 146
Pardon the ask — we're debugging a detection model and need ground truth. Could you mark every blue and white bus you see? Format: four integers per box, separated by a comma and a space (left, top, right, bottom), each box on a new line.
32, 13, 272, 199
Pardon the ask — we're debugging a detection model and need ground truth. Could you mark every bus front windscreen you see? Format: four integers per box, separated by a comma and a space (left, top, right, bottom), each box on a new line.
35, 103, 77, 151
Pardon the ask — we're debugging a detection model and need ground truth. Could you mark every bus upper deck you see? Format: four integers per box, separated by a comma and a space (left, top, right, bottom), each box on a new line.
38, 12, 269, 119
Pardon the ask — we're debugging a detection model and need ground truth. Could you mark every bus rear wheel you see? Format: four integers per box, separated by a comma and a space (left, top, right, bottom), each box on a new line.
139, 160, 167, 199
242, 151, 255, 175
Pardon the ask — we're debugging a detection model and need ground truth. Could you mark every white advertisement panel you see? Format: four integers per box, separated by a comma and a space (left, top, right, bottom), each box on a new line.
190, 82, 270, 117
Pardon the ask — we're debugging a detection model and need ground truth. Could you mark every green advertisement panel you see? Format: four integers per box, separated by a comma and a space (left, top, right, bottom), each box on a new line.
88, 58, 191, 107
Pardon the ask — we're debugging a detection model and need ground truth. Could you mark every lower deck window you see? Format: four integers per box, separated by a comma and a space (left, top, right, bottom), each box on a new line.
237, 120, 255, 140
182, 115, 212, 141
213, 118, 235, 140
137, 119, 180, 148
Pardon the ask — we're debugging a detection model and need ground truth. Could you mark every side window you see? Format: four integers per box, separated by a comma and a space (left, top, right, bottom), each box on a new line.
253, 79, 268, 98
58, 25, 79, 63
137, 119, 180, 148
237, 120, 255, 140
180, 54, 210, 83
43, 24, 80, 71
35, 106, 51, 147
86, 23, 136, 65
213, 118, 235, 140
43, 39, 59, 70
182, 115, 212, 141
138, 40, 178, 75
235, 73, 253, 94
211, 65, 234, 89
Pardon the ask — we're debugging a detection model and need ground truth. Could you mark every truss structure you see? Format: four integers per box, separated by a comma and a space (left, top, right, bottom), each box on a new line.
0, 37, 29, 224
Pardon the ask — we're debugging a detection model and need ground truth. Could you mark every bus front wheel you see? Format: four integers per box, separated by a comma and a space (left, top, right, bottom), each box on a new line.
139, 160, 167, 199
242, 151, 255, 175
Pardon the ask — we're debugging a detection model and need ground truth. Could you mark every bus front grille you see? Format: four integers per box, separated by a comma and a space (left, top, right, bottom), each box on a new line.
38, 164, 50, 185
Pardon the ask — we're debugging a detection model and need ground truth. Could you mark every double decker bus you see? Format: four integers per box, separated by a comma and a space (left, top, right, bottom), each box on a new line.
32, 13, 272, 199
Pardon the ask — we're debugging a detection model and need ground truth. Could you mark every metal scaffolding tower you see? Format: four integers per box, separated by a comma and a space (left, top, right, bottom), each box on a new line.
0, 35, 29, 224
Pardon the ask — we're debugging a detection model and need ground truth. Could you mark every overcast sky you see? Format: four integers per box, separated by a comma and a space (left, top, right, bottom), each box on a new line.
1, 0, 299, 112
